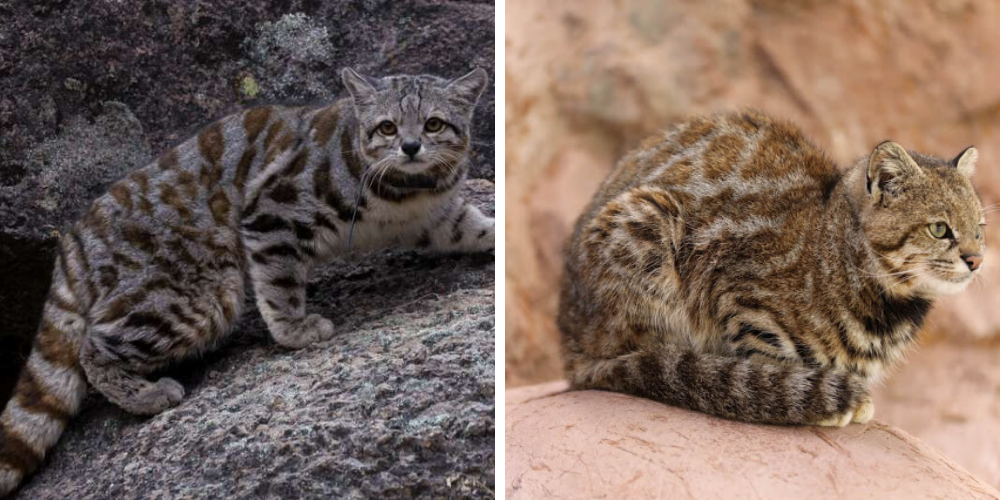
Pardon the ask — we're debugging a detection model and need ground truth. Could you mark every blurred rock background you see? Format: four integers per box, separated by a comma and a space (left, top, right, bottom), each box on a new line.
505, 0, 1000, 489
0, 0, 494, 496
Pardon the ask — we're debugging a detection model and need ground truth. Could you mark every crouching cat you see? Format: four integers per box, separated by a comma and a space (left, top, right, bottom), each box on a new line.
560, 110, 985, 427
0, 67, 493, 495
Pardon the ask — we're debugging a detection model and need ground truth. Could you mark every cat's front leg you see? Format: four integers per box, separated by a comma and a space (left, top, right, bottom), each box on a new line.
421, 197, 494, 253
244, 229, 334, 349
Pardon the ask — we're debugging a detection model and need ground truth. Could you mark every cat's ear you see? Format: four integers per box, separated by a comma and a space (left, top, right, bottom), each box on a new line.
951, 146, 977, 178
341, 68, 376, 101
447, 68, 489, 106
866, 141, 923, 201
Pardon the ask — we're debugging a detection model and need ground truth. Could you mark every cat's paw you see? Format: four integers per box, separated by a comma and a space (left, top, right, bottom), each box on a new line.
273, 313, 335, 349
470, 219, 495, 253
128, 377, 185, 416
814, 396, 874, 427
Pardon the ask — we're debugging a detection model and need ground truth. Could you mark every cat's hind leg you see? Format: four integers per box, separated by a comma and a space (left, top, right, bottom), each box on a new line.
80, 267, 244, 415
80, 321, 186, 416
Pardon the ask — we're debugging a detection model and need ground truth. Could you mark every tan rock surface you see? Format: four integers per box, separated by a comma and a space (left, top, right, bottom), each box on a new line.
872, 337, 1000, 487
505, 0, 1000, 486
506, 381, 1000, 499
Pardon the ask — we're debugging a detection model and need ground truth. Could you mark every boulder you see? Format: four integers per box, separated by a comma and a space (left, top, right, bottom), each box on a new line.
506, 381, 1000, 499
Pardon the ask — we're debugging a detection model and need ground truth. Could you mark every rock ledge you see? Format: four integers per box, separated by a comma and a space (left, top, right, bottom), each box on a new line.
506, 381, 999, 499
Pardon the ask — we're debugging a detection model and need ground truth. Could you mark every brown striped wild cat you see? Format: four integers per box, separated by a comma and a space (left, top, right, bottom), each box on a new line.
0, 67, 492, 495
559, 110, 985, 427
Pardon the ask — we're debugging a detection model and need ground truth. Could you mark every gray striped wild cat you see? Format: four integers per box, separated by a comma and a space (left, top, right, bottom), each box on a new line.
0, 67, 493, 495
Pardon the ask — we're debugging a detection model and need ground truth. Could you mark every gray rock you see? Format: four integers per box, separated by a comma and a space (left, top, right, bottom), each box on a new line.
0, 102, 152, 242
0, 1, 495, 181
244, 13, 338, 101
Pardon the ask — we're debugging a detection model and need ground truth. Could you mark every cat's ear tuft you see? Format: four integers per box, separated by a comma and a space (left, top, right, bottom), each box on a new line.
341, 68, 376, 101
951, 146, 977, 178
447, 68, 489, 106
866, 141, 923, 201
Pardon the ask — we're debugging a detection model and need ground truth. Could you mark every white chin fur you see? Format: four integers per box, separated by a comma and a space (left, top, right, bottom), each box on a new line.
919, 273, 973, 296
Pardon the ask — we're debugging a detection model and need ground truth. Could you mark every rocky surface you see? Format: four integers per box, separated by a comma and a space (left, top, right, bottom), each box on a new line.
505, 0, 1000, 487
872, 336, 1000, 490
12, 180, 495, 499
0, 1, 495, 185
0, 1, 494, 497
506, 381, 1000, 499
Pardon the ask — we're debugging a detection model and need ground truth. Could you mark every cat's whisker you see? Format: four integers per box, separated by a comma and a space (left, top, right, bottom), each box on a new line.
347, 156, 395, 251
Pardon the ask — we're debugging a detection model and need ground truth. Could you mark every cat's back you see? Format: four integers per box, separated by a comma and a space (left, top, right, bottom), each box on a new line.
566, 111, 844, 307
585, 110, 840, 225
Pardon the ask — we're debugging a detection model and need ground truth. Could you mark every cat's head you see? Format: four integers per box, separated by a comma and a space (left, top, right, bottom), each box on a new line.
340, 68, 488, 175
861, 141, 985, 297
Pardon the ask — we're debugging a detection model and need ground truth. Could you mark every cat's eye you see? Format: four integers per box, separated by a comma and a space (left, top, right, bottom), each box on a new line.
977, 224, 985, 239
377, 121, 397, 136
424, 117, 444, 133
928, 222, 950, 239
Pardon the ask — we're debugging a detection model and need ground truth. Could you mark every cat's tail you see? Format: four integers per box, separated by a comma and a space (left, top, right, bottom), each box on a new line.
0, 252, 89, 497
567, 343, 870, 426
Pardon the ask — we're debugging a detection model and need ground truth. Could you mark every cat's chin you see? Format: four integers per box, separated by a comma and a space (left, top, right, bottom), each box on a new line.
392, 159, 432, 174
393, 160, 433, 174
919, 274, 974, 296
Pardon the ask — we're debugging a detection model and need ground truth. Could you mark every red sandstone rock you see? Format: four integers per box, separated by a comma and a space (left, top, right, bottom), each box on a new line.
506, 381, 1000, 499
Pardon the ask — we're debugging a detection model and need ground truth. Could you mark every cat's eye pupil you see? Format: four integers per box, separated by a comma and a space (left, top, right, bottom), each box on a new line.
929, 222, 948, 239
425, 118, 443, 133
378, 121, 397, 136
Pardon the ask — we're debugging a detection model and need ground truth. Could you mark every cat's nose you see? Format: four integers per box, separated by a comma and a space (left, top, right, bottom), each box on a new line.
401, 141, 421, 159
961, 253, 983, 271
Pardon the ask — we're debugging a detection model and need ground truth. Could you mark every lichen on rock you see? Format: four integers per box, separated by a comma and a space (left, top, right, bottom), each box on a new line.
243, 12, 336, 100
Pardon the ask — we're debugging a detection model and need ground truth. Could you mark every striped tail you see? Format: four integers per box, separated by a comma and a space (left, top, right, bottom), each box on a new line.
0, 254, 89, 496
568, 343, 869, 425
